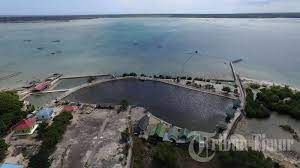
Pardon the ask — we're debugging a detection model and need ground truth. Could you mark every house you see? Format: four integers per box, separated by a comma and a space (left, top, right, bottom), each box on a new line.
179, 128, 190, 139
36, 108, 54, 120
13, 117, 38, 136
0, 163, 24, 168
134, 115, 150, 134
178, 128, 190, 143
168, 126, 179, 142
149, 122, 166, 140
63, 105, 78, 112
34, 81, 50, 91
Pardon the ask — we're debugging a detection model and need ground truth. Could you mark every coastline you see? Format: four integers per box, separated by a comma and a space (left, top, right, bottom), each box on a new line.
2, 74, 299, 92
241, 77, 300, 91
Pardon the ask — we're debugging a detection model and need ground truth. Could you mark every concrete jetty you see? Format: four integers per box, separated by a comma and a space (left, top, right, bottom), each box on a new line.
220, 61, 246, 140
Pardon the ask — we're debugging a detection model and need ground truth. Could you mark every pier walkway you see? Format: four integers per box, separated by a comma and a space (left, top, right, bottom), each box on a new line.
221, 61, 246, 140
40, 89, 70, 93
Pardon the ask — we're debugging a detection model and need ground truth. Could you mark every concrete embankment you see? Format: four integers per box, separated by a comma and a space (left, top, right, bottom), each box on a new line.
56, 76, 237, 103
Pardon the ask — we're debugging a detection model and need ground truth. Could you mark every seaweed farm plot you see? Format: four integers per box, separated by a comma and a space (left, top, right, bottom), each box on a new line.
64, 78, 233, 133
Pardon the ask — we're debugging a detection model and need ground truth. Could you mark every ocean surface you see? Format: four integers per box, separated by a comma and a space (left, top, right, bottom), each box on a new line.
64, 78, 233, 132
0, 18, 300, 89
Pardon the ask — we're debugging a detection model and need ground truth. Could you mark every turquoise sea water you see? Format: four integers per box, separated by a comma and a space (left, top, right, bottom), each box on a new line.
0, 18, 300, 89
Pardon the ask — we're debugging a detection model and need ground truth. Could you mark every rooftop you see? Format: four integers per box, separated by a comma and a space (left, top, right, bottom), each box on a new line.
13, 117, 36, 130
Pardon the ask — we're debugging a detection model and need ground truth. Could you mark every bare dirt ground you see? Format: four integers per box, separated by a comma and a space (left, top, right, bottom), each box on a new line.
235, 117, 300, 168
50, 105, 146, 168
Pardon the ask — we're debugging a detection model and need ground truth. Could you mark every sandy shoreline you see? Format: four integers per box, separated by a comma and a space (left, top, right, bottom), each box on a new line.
2, 75, 299, 93
241, 77, 300, 91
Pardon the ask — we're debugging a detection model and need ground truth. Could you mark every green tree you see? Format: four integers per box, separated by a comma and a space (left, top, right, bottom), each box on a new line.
36, 122, 48, 140
0, 91, 24, 136
0, 91, 22, 116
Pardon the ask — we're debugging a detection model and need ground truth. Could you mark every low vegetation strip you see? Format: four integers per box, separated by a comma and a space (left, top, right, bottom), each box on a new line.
28, 111, 73, 168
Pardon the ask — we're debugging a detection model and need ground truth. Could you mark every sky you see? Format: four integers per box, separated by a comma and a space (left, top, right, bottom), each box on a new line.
0, 0, 300, 15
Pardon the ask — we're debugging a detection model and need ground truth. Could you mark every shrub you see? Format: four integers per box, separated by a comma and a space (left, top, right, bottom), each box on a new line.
129, 72, 137, 77
158, 75, 165, 79
87, 76, 96, 83
194, 77, 203, 81
165, 76, 172, 79
123, 72, 137, 77
222, 86, 232, 93
119, 99, 129, 112
205, 84, 214, 90
249, 83, 261, 89
234, 89, 238, 94
122, 73, 129, 77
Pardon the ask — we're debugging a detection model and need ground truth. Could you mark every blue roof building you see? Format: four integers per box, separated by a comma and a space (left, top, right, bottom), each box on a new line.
36, 108, 54, 120
0, 163, 24, 168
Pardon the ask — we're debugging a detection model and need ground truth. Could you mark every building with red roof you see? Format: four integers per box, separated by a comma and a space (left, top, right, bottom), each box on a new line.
13, 117, 38, 136
34, 81, 50, 91
63, 105, 78, 112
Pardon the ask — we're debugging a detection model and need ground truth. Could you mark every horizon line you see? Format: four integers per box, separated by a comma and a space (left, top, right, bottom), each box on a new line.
1, 12, 300, 17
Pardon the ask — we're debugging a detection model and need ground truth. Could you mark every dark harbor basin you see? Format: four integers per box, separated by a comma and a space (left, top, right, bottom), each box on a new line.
51, 75, 112, 90
64, 78, 233, 132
